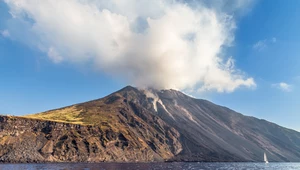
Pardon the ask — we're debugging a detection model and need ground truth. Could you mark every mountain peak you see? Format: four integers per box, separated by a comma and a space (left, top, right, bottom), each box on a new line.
118, 85, 138, 92
117, 85, 188, 98
15, 85, 300, 163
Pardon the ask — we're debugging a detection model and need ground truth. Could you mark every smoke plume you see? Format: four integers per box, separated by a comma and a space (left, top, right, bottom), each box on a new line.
4, 0, 256, 92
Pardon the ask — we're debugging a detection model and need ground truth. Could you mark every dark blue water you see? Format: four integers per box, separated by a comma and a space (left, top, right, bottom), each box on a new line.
0, 162, 299, 170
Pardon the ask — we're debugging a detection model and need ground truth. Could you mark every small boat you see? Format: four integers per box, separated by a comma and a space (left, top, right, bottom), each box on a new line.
264, 152, 269, 163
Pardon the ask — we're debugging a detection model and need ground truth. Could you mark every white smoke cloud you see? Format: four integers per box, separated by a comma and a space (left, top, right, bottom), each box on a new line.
4, 0, 256, 92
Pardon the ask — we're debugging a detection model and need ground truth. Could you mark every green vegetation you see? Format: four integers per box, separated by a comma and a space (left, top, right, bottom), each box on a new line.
24, 106, 86, 125
21, 94, 132, 137
21, 98, 125, 131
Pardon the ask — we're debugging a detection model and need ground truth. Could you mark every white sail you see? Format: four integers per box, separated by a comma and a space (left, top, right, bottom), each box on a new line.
264, 152, 269, 163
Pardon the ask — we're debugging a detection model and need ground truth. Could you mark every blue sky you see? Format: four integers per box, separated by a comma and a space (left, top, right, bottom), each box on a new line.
0, 0, 300, 131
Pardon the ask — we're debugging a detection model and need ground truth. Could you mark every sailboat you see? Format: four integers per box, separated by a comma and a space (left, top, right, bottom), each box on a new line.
264, 152, 269, 163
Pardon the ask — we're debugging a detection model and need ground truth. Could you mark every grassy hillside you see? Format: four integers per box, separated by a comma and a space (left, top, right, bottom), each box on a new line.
24, 106, 86, 125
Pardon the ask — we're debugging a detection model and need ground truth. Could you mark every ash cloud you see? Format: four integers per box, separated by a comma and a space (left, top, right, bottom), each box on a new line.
4, 0, 255, 92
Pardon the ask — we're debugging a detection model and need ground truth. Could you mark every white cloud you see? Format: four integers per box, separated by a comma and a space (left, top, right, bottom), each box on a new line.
253, 37, 277, 51
253, 40, 267, 51
1, 29, 10, 37
47, 47, 63, 63
272, 82, 292, 92
4, 0, 256, 93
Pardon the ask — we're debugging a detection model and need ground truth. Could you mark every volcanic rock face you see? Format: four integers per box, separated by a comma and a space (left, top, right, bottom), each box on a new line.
0, 86, 300, 162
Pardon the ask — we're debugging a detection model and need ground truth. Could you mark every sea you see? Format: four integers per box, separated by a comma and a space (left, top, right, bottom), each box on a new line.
0, 162, 299, 170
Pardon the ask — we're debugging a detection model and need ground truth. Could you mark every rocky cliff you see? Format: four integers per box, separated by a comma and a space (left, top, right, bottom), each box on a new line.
0, 86, 300, 162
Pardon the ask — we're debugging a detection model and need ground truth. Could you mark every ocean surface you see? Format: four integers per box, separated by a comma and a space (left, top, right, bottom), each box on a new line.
0, 162, 299, 170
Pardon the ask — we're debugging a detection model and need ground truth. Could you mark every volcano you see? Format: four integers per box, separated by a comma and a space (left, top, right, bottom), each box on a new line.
0, 86, 300, 163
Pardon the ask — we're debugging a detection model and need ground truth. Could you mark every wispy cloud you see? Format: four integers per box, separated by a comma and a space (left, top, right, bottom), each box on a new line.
253, 37, 276, 51
47, 47, 63, 63
1, 30, 10, 37
253, 40, 267, 51
272, 82, 292, 92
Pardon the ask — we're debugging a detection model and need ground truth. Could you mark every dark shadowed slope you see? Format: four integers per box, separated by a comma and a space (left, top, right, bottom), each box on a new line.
0, 86, 300, 162
153, 89, 300, 161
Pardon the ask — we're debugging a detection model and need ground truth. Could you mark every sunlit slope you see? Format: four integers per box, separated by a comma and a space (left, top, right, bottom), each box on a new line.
25, 106, 85, 124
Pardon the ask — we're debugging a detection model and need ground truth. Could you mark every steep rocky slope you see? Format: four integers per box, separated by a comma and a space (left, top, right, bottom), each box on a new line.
0, 86, 300, 162
0, 115, 180, 163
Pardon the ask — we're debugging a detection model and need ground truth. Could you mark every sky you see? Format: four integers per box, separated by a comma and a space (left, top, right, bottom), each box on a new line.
0, 0, 300, 131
